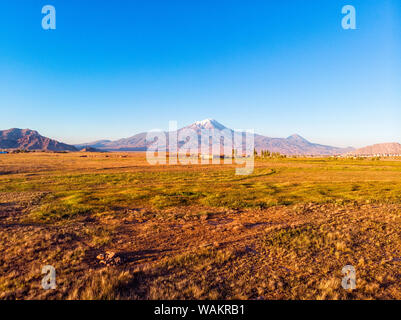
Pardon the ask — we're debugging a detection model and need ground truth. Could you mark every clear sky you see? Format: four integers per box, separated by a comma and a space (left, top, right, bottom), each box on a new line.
0, 0, 400, 147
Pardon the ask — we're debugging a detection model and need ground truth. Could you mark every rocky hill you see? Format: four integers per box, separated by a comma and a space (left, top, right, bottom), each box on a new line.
0, 128, 77, 152
349, 143, 401, 156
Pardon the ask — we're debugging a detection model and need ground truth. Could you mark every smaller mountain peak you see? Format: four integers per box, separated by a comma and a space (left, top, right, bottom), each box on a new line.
22, 128, 39, 134
6, 128, 38, 134
287, 133, 305, 140
287, 134, 310, 143
288, 133, 303, 139
0, 128, 76, 151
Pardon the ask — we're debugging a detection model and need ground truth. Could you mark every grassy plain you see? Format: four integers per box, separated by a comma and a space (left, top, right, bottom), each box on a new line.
1, 152, 401, 299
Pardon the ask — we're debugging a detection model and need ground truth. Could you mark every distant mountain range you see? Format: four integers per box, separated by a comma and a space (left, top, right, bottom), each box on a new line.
348, 143, 401, 156
0, 128, 77, 152
3, 120, 399, 156
77, 119, 354, 155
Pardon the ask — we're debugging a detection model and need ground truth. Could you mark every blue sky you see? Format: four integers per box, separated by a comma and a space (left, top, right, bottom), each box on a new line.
0, 0, 400, 147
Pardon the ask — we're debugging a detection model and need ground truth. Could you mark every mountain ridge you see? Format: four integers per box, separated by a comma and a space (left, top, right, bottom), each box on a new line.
5, 121, 400, 156
348, 143, 401, 156
0, 128, 77, 152
76, 119, 355, 155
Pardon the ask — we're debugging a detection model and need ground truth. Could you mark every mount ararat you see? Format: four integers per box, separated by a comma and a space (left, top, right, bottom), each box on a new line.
76, 119, 354, 156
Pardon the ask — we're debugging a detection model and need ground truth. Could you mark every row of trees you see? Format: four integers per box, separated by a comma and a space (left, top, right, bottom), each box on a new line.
253, 149, 286, 158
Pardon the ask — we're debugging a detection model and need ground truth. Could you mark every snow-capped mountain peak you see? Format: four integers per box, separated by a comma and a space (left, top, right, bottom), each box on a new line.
188, 119, 228, 130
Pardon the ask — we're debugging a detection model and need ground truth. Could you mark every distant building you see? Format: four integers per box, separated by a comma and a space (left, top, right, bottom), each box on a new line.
200, 154, 213, 160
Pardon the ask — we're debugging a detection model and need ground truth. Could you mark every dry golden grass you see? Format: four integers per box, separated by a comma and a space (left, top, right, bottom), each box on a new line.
0, 152, 401, 299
